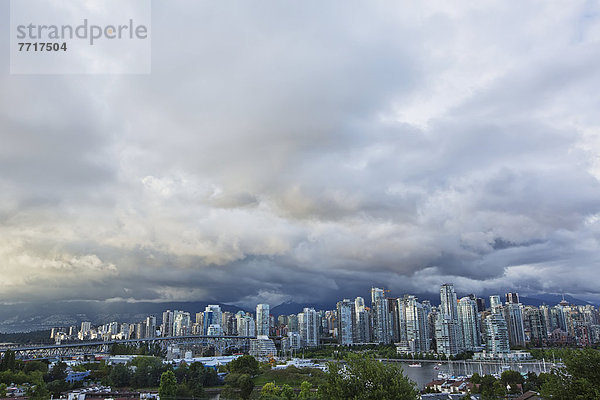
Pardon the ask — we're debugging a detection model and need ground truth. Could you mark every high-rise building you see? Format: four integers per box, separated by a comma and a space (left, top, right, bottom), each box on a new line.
354, 297, 371, 343
174, 311, 191, 336
287, 314, 299, 333
222, 312, 235, 335
523, 306, 547, 346
457, 297, 480, 350
145, 316, 156, 338
503, 303, 526, 347
436, 284, 462, 353
402, 295, 429, 353
336, 299, 354, 345
489, 295, 502, 312
371, 287, 391, 344
298, 308, 318, 347
80, 321, 92, 334
256, 304, 270, 337
203, 305, 222, 336
506, 292, 520, 305
485, 312, 510, 355
162, 310, 174, 337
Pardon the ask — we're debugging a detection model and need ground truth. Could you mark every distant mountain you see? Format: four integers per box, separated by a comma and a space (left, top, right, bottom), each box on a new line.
0, 301, 248, 333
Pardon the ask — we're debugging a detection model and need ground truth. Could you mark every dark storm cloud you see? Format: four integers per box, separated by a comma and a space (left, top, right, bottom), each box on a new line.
1, 1, 600, 307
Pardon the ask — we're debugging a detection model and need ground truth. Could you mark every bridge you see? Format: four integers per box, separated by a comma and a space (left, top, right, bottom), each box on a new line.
0, 335, 255, 360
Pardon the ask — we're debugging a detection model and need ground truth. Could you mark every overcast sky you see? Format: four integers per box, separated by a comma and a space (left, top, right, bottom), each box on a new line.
1, 1, 600, 308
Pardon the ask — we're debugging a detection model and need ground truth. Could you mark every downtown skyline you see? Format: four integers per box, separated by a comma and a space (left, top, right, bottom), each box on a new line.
1, 1, 600, 309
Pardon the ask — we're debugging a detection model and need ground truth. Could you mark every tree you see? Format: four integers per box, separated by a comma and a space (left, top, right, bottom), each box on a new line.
260, 382, 282, 399
228, 355, 260, 376
238, 374, 255, 400
280, 384, 295, 399
109, 363, 132, 387
159, 370, 177, 400
541, 349, 600, 400
298, 381, 315, 399
46, 361, 68, 382
318, 355, 419, 400
0, 383, 7, 398
501, 370, 524, 394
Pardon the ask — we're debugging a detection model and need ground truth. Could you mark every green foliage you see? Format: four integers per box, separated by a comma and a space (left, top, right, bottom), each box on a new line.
260, 382, 282, 399
280, 384, 295, 399
23, 361, 48, 374
500, 369, 524, 393
253, 366, 326, 388
158, 370, 177, 400
474, 375, 506, 400
298, 381, 315, 399
228, 355, 260, 376
47, 379, 70, 397
27, 382, 50, 400
109, 363, 132, 387
540, 349, 600, 400
0, 330, 53, 345
46, 361, 68, 382
318, 355, 419, 400
129, 356, 169, 388
238, 374, 255, 399
0, 383, 6, 397
0, 350, 16, 372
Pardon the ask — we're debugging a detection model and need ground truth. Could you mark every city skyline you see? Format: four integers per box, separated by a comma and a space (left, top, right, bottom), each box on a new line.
48, 283, 600, 357
2, 2, 600, 309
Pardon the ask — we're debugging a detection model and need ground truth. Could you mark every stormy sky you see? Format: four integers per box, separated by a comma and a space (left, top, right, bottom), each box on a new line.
1, 1, 600, 308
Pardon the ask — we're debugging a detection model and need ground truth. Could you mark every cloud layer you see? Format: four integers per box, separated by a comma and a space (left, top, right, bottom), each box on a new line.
1, 1, 600, 307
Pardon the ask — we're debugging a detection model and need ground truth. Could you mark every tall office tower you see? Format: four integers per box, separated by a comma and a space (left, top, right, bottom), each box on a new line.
222, 312, 235, 335
174, 311, 191, 336
256, 304, 270, 337
422, 300, 433, 316
108, 322, 119, 336
457, 297, 481, 350
551, 305, 568, 332
485, 313, 510, 354
196, 312, 204, 325
355, 296, 365, 310
489, 295, 502, 312
387, 298, 401, 343
506, 292, 520, 304
402, 295, 429, 353
354, 297, 371, 343
145, 316, 157, 338
120, 323, 130, 340
427, 307, 438, 344
523, 306, 547, 346
503, 303, 526, 347
371, 287, 391, 344
336, 299, 355, 345
237, 314, 256, 336
298, 308, 319, 347
440, 284, 459, 320
539, 304, 552, 334
287, 314, 299, 333
81, 321, 92, 334
476, 298, 486, 312
136, 321, 146, 339
438, 283, 463, 352
203, 305, 222, 335
397, 298, 407, 342
278, 315, 288, 327
162, 310, 174, 336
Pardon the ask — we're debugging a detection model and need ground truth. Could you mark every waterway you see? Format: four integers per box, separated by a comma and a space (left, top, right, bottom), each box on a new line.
385, 360, 558, 389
